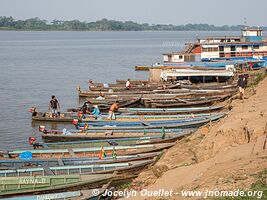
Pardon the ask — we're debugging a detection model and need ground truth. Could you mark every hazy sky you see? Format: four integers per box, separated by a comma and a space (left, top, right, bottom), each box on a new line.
1, 0, 267, 26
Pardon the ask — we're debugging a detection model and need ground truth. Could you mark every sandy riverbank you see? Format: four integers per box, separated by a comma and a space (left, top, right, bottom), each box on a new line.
122, 76, 267, 200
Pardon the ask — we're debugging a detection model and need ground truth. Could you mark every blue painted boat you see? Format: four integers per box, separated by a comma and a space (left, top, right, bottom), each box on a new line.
40, 128, 196, 142
81, 113, 220, 122
0, 143, 174, 159
76, 113, 225, 129
1, 191, 82, 200
0, 152, 161, 168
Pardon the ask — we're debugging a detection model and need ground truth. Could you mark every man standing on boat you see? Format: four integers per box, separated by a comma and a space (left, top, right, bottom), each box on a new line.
238, 75, 246, 100
48, 95, 60, 118
107, 101, 119, 120
126, 79, 131, 90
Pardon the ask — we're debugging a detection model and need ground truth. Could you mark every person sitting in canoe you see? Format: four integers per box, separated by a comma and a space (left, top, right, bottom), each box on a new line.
96, 91, 105, 100
81, 100, 93, 114
126, 79, 131, 89
107, 101, 119, 120
92, 105, 101, 119
48, 95, 60, 118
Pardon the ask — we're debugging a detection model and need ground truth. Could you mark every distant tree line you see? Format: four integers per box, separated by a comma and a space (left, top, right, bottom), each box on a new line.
0, 16, 266, 31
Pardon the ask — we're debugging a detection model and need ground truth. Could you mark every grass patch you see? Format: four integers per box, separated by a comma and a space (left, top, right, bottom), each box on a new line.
214, 169, 267, 199
248, 69, 266, 88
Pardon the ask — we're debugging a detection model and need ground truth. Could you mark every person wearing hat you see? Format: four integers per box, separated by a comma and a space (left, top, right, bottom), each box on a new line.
92, 105, 101, 119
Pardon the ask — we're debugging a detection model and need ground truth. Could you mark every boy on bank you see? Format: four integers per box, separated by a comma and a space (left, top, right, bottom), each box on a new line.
48, 95, 60, 118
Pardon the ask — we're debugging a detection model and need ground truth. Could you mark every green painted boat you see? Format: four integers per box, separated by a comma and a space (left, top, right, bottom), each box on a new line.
0, 174, 113, 196
0, 160, 153, 177
38, 132, 190, 148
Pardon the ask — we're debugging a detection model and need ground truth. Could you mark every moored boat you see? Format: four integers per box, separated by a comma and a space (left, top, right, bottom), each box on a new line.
0, 143, 175, 159
40, 128, 195, 142
0, 173, 114, 196
0, 152, 161, 168
119, 105, 225, 115
0, 160, 154, 177
76, 113, 225, 128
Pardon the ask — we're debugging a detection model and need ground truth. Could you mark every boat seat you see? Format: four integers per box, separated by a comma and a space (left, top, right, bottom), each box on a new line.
67, 148, 76, 157
57, 159, 65, 166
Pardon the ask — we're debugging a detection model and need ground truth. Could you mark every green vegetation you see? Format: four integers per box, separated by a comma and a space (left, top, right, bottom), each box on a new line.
248, 69, 266, 88
214, 169, 267, 200
1, 16, 267, 31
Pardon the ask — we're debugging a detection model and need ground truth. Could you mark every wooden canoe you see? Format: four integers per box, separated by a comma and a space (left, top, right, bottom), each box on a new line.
119, 105, 225, 115
0, 143, 175, 159
0, 160, 154, 177
37, 133, 188, 148
116, 79, 148, 85
89, 83, 180, 92
77, 113, 225, 128
78, 88, 236, 98
147, 96, 229, 108
1, 191, 83, 200
0, 152, 161, 169
1, 186, 114, 200
81, 112, 222, 122
74, 113, 225, 130
40, 128, 195, 142
29, 107, 78, 122
0, 173, 114, 196
31, 113, 78, 122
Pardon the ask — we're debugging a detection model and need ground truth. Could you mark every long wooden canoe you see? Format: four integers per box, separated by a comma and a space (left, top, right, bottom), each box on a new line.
78, 87, 237, 98
1, 187, 114, 200
0, 152, 161, 169
81, 113, 222, 122
0, 174, 114, 196
40, 128, 195, 142
147, 96, 228, 108
77, 113, 225, 128
1, 191, 83, 200
119, 105, 225, 115
37, 133, 188, 148
74, 113, 225, 130
0, 160, 154, 177
0, 143, 175, 159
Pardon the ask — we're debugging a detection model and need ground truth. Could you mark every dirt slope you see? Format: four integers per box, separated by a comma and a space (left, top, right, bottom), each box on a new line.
123, 77, 267, 200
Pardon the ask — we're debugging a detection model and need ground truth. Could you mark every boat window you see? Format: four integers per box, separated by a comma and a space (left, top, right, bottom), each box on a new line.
242, 45, 248, 50
179, 55, 183, 59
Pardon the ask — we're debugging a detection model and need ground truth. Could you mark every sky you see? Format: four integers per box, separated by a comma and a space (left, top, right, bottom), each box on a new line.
1, 0, 267, 26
